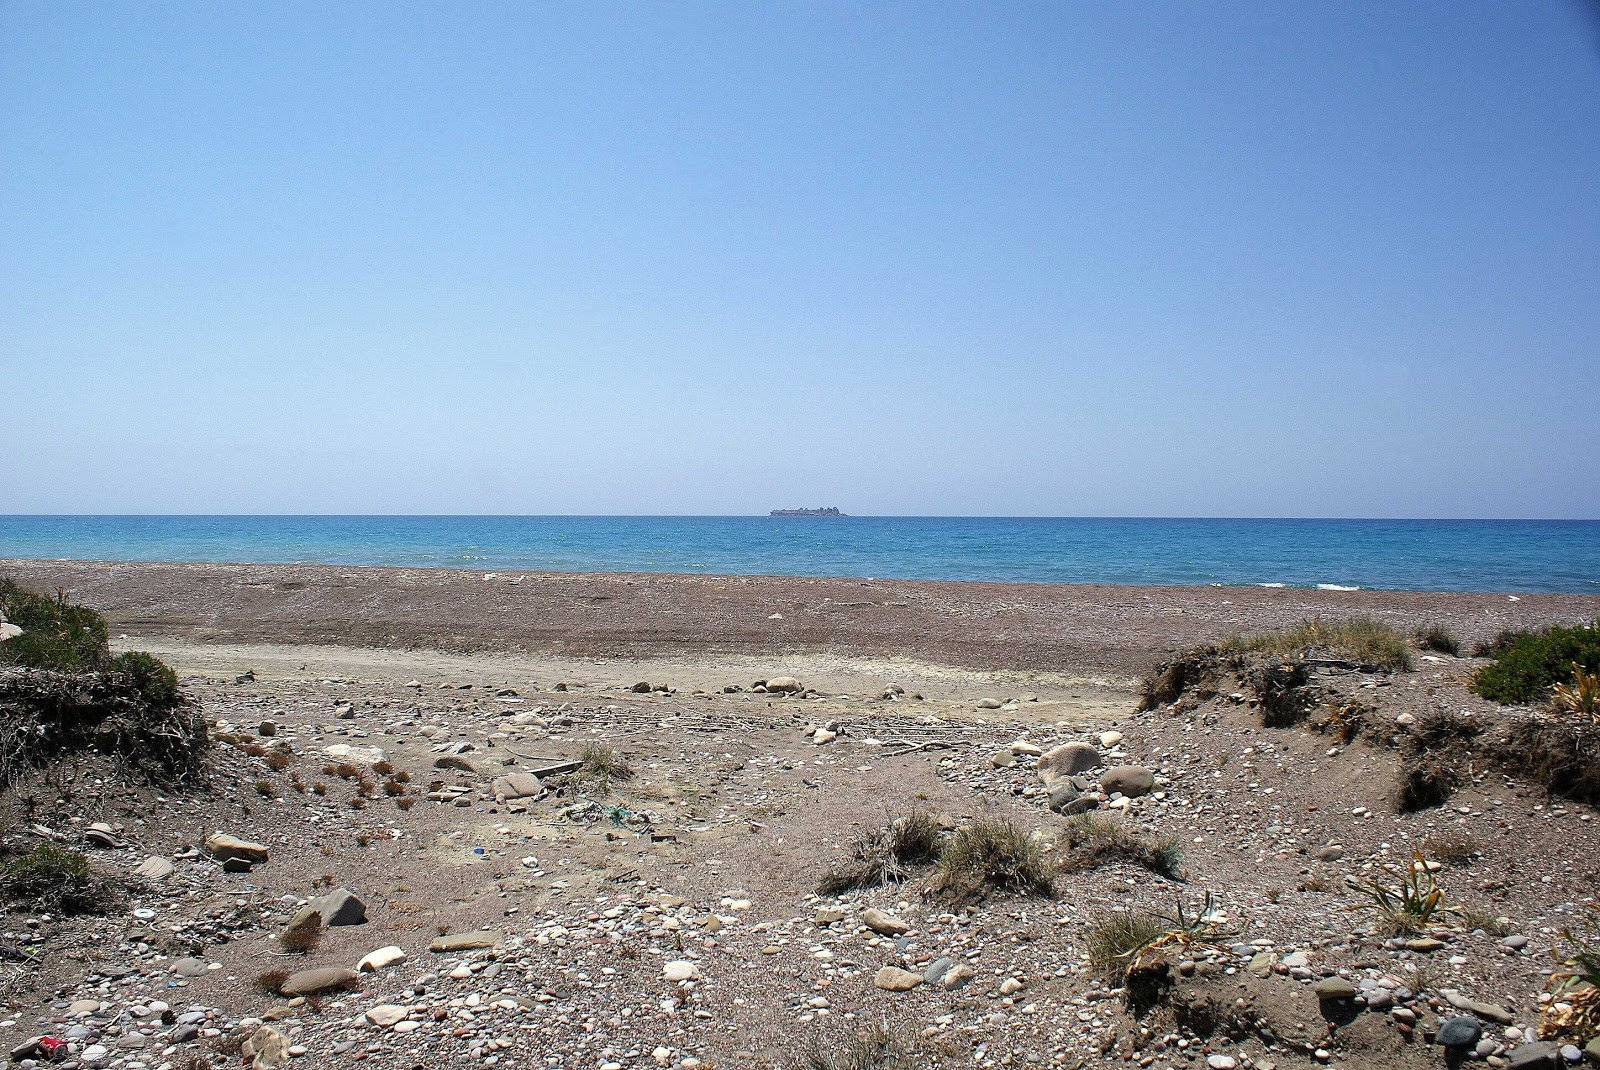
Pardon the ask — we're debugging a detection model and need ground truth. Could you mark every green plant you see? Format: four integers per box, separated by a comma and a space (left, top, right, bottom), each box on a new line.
1473, 622, 1600, 706
0, 843, 117, 915
1060, 814, 1184, 878
108, 651, 181, 708
1346, 851, 1458, 934
1415, 625, 1461, 657
1551, 662, 1600, 723
1473, 629, 1529, 659
818, 810, 944, 896
931, 819, 1054, 903
1085, 911, 1166, 982
0, 580, 110, 672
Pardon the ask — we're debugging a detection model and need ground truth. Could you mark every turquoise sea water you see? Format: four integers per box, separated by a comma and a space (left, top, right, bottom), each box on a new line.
1, 516, 1598, 593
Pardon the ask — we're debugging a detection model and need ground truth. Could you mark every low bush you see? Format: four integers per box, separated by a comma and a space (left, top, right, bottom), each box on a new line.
1472, 621, 1600, 706
1084, 911, 1166, 983
1224, 617, 1413, 673
931, 819, 1054, 904
0, 580, 110, 673
0, 843, 120, 915
1415, 625, 1460, 657
818, 811, 943, 896
108, 651, 182, 708
1493, 717, 1600, 806
1060, 814, 1183, 878
280, 912, 322, 954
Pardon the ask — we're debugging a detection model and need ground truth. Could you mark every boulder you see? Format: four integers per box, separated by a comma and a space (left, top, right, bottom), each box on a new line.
1098, 765, 1156, 798
1036, 743, 1102, 786
357, 946, 406, 973
310, 888, 366, 926
323, 743, 388, 765
241, 1025, 288, 1070
873, 966, 924, 992
861, 908, 910, 936
489, 770, 540, 796
204, 833, 269, 864
1438, 1015, 1482, 1049
279, 967, 358, 996
429, 930, 501, 953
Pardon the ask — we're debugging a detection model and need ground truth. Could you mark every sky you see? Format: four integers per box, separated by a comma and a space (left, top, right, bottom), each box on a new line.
2, 2, 1598, 518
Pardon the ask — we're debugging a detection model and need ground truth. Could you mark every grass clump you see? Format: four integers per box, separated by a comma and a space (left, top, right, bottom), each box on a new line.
1472, 621, 1600, 706
0, 580, 110, 672
1346, 851, 1457, 935
818, 810, 943, 896
931, 819, 1054, 904
1421, 829, 1481, 866
1060, 814, 1183, 878
254, 968, 291, 995
574, 745, 634, 789
1085, 911, 1167, 982
1224, 616, 1413, 673
1494, 716, 1600, 806
1415, 625, 1460, 657
0, 843, 119, 915
787, 1025, 914, 1070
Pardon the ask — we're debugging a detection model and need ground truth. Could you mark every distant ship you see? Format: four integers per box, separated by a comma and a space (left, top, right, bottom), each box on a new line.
769, 507, 845, 517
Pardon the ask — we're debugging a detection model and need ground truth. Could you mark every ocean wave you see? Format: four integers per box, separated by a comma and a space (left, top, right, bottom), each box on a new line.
1316, 583, 1360, 591
1258, 582, 1286, 588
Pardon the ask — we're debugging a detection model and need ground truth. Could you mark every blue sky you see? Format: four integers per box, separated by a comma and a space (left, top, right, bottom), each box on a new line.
2, 1, 1597, 517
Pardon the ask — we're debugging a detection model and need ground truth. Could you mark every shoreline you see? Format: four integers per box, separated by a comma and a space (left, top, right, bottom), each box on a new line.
6, 557, 1599, 677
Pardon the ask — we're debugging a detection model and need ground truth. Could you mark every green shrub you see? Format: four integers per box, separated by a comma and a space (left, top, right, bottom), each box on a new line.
1472, 622, 1600, 706
1060, 814, 1183, 878
931, 819, 1054, 903
0, 579, 110, 672
109, 651, 182, 708
0, 843, 118, 914
1415, 625, 1460, 657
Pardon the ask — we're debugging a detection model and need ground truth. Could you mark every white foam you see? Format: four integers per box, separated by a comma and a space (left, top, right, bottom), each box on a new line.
1258, 582, 1286, 588
1316, 583, 1360, 591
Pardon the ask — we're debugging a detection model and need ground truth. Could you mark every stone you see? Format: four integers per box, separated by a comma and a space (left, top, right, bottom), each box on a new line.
323, 743, 388, 765
1036, 743, 1103, 786
1047, 784, 1082, 813
1314, 845, 1344, 862
811, 728, 837, 745
663, 960, 701, 982
357, 946, 406, 972
1583, 1037, 1600, 1066
861, 908, 910, 936
204, 833, 269, 864
1099, 731, 1124, 748
1506, 1042, 1561, 1070
937, 962, 976, 990
1057, 795, 1100, 816
1405, 937, 1446, 952
279, 967, 358, 996
976, 697, 1003, 709
1442, 990, 1515, 1024
814, 908, 844, 925
310, 888, 367, 926
241, 1025, 289, 1070
872, 966, 924, 991
172, 957, 209, 977
430, 930, 501, 952
134, 856, 175, 880
922, 957, 957, 985
1098, 765, 1156, 798
1312, 977, 1357, 1001
1207, 1057, 1238, 1070
491, 773, 542, 799
365, 1005, 409, 1027
1010, 741, 1043, 756
1438, 1015, 1483, 1049
989, 751, 1016, 768
258, 721, 277, 736
84, 822, 122, 848
998, 977, 1025, 995
764, 676, 803, 693
0, 622, 22, 642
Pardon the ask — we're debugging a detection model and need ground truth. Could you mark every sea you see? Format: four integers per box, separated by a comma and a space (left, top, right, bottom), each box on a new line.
2, 515, 1599, 594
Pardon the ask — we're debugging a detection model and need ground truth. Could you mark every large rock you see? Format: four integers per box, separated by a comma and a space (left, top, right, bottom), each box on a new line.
204, 833, 269, 864
873, 966, 924, 991
861, 908, 910, 936
429, 930, 501, 953
1312, 977, 1357, 1001
763, 676, 803, 693
279, 967, 358, 996
1036, 743, 1102, 786
241, 1026, 288, 1070
1438, 1015, 1482, 1049
1098, 765, 1156, 798
357, 946, 406, 972
491, 773, 542, 800
310, 888, 367, 926
323, 743, 388, 765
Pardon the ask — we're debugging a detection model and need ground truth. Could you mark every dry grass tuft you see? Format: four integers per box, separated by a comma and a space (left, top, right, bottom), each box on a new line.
1085, 911, 1166, 983
254, 968, 290, 995
280, 913, 322, 954
1060, 814, 1184, 878
787, 1025, 914, 1070
931, 819, 1054, 904
818, 811, 943, 896
574, 745, 634, 789
1224, 616, 1414, 673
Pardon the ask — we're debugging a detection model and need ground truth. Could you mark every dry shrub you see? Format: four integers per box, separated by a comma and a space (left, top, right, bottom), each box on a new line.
1393, 754, 1465, 812
1422, 829, 1481, 866
575, 745, 634, 788
1085, 911, 1166, 982
1225, 617, 1413, 673
1060, 814, 1183, 878
1494, 717, 1600, 806
395, 796, 416, 811
818, 811, 943, 896
1415, 625, 1461, 657
254, 968, 291, 995
0, 843, 121, 915
931, 819, 1054, 904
